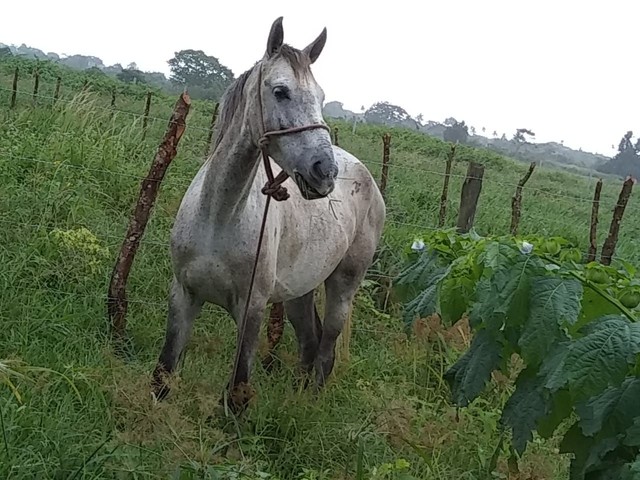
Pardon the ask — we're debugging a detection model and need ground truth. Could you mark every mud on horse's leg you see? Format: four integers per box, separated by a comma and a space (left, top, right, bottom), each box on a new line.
262, 302, 285, 372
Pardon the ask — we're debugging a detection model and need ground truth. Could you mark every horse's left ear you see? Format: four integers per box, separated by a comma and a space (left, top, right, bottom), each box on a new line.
303, 27, 327, 64
266, 16, 284, 58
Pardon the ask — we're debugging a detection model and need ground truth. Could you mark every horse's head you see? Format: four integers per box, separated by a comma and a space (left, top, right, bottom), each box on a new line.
256, 17, 337, 200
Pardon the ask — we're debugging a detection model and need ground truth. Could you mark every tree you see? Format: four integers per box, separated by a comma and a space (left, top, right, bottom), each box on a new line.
443, 120, 469, 144
167, 49, 234, 101
618, 130, 634, 153
117, 68, 146, 84
364, 101, 417, 129
416, 113, 424, 126
513, 128, 535, 144
482, 126, 486, 134
493, 130, 498, 138
470, 126, 476, 135
443, 117, 458, 127
596, 130, 640, 179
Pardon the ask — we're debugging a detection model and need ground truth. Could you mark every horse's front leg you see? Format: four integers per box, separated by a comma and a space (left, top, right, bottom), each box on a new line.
223, 299, 267, 414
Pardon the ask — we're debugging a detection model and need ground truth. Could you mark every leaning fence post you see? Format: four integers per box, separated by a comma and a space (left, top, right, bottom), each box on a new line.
32, 67, 40, 105
456, 162, 485, 234
438, 144, 456, 227
141, 91, 152, 140
107, 92, 191, 340
600, 177, 634, 266
53, 76, 62, 104
587, 179, 603, 262
204, 101, 220, 156
510, 162, 536, 235
333, 126, 339, 147
110, 88, 116, 108
380, 133, 391, 201
10, 67, 18, 109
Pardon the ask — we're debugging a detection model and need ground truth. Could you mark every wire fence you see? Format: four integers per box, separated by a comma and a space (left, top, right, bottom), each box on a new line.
1, 72, 639, 343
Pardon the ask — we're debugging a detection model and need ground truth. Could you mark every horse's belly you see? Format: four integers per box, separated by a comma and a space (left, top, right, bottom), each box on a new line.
270, 225, 351, 302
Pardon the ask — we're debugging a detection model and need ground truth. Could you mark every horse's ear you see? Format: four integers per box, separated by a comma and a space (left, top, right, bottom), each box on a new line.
266, 16, 284, 58
303, 27, 327, 64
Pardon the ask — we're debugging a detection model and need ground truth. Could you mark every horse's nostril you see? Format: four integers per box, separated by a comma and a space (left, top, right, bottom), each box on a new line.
312, 161, 324, 178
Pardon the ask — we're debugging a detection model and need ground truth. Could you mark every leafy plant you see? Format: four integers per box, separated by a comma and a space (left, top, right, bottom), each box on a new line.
396, 229, 640, 479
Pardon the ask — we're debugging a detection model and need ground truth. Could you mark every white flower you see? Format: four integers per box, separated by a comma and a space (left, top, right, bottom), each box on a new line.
411, 238, 425, 252
519, 241, 533, 255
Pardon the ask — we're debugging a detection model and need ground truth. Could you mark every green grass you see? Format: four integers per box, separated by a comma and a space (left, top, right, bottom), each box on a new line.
1, 67, 638, 479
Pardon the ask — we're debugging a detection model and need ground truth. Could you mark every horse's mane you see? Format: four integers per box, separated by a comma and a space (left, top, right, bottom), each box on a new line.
211, 44, 311, 151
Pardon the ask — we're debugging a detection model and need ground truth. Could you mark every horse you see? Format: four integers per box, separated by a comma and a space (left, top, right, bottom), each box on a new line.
151, 16, 386, 412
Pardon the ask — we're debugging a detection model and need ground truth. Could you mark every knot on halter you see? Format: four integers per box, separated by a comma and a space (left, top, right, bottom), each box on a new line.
261, 170, 290, 202
258, 135, 270, 149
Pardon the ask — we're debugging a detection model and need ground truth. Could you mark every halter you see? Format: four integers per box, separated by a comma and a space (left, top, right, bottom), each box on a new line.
255, 60, 331, 201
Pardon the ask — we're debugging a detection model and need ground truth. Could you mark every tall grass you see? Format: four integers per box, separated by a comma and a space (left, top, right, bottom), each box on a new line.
2, 70, 637, 478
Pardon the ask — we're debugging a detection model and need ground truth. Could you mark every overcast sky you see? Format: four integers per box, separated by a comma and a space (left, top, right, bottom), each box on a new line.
3, 0, 637, 156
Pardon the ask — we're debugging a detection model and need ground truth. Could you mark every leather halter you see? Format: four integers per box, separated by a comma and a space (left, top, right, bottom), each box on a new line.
255, 61, 331, 202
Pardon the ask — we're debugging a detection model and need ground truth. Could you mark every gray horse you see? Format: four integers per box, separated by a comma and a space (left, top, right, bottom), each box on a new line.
152, 16, 386, 412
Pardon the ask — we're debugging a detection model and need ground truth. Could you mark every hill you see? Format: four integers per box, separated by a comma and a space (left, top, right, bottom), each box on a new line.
323, 100, 612, 173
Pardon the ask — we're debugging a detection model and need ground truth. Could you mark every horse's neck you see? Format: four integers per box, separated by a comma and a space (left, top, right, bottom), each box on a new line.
199, 125, 261, 224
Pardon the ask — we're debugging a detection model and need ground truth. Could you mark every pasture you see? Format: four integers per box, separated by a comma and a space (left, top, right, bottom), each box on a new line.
1, 58, 639, 479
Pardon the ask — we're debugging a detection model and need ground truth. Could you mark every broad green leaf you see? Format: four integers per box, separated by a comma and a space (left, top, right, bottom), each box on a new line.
437, 275, 473, 326
500, 367, 549, 454
537, 388, 573, 439
470, 253, 540, 331
575, 287, 620, 333
624, 417, 640, 447
560, 422, 620, 480
403, 284, 438, 327
577, 377, 640, 437
539, 341, 571, 392
443, 329, 503, 407
519, 276, 582, 366
545, 316, 640, 400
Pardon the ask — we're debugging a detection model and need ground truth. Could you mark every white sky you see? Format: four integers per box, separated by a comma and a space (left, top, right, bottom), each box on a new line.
3, 0, 637, 156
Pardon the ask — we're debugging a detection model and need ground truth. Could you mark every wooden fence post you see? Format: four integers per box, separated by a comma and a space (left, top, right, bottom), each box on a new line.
380, 133, 391, 201
510, 162, 536, 235
438, 144, 456, 227
32, 67, 40, 105
205, 101, 220, 156
587, 179, 603, 262
53, 76, 62, 104
456, 162, 485, 233
110, 88, 116, 108
333, 126, 339, 147
600, 177, 634, 266
107, 92, 191, 340
10, 67, 18, 109
141, 91, 152, 140
262, 302, 285, 371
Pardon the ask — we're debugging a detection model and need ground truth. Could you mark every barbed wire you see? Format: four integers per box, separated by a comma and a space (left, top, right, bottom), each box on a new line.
1, 284, 408, 337
0, 85, 215, 135
3, 83, 637, 209
3, 150, 634, 210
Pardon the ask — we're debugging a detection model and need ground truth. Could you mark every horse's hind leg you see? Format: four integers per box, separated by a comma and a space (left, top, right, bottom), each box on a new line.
315, 240, 377, 390
151, 277, 203, 400
283, 290, 323, 378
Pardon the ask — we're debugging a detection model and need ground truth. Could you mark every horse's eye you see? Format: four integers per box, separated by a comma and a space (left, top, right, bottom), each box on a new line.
273, 86, 290, 101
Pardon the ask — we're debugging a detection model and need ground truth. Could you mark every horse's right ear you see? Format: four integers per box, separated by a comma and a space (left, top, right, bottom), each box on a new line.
266, 16, 284, 58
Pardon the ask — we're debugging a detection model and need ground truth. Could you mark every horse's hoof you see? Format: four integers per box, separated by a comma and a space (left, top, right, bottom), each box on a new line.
151, 366, 172, 401
219, 382, 256, 415
261, 353, 279, 374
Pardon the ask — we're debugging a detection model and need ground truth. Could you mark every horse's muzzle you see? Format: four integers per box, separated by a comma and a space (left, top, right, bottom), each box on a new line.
294, 172, 334, 200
